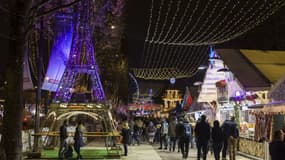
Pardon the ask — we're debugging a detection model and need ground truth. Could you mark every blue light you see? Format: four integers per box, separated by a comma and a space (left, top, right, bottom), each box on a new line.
42, 14, 74, 91
209, 45, 215, 59
235, 90, 242, 97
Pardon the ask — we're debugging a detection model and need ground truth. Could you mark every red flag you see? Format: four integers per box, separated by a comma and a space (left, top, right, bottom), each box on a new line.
183, 87, 193, 111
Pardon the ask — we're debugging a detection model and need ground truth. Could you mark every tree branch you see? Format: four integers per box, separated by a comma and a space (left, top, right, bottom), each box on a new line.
35, 0, 83, 18
30, 0, 53, 11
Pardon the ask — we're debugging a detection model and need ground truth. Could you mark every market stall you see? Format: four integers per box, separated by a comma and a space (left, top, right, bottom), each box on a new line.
128, 103, 161, 117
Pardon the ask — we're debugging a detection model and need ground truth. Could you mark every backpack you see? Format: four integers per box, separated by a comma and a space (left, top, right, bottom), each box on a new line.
183, 123, 191, 137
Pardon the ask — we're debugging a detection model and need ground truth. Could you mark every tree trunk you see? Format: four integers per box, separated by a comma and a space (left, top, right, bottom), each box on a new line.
2, 0, 32, 160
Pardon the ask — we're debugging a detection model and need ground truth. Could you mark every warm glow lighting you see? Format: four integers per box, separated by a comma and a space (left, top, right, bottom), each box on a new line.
198, 65, 208, 70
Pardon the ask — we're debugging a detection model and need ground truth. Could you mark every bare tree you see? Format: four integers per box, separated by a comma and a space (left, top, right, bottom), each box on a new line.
1, 0, 83, 159
1, 1, 32, 159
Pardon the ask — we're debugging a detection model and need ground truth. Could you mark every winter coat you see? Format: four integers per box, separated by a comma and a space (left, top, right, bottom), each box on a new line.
60, 125, 68, 140
194, 120, 210, 143
211, 126, 224, 143
222, 120, 239, 139
161, 121, 169, 135
269, 141, 285, 160
74, 127, 84, 147
121, 128, 130, 144
175, 122, 184, 138
168, 121, 177, 137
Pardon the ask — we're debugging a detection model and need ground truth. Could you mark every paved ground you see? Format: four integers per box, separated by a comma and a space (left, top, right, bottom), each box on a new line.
122, 143, 255, 160
25, 141, 260, 159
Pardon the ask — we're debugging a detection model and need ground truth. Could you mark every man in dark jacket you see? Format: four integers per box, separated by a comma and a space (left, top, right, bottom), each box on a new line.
222, 116, 239, 160
195, 115, 210, 160
58, 120, 68, 159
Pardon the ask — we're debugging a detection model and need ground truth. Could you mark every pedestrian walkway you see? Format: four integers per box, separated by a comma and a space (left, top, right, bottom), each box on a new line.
122, 143, 254, 160
122, 144, 162, 160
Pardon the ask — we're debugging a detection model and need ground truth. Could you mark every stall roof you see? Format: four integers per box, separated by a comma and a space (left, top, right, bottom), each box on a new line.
217, 49, 271, 91
240, 50, 285, 84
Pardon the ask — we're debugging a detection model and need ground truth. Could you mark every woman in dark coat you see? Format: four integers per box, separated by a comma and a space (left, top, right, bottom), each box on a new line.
269, 130, 285, 160
211, 120, 224, 160
121, 122, 130, 156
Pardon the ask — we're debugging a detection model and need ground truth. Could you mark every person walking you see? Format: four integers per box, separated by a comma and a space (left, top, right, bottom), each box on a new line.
128, 118, 134, 145
121, 122, 130, 156
74, 121, 84, 160
154, 118, 161, 143
195, 115, 211, 160
147, 121, 156, 144
269, 129, 285, 160
58, 120, 68, 159
176, 117, 184, 153
158, 118, 169, 149
212, 120, 224, 160
168, 117, 177, 152
180, 118, 192, 159
222, 116, 239, 160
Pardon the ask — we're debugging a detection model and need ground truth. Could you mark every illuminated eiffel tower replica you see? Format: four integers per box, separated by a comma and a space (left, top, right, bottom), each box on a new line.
54, 1, 105, 103
37, 2, 120, 156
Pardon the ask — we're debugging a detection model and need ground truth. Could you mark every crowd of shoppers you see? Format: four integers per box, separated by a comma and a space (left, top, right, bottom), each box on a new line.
118, 115, 242, 160
57, 114, 285, 160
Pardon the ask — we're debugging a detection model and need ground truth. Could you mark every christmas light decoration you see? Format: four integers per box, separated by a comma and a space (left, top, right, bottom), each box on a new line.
54, 0, 105, 102
135, 0, 285, 80
144, 0, 285, 45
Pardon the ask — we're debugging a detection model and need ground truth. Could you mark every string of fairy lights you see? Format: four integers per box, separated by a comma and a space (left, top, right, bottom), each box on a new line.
144, 0, 285, 45
132, 0, 285, 80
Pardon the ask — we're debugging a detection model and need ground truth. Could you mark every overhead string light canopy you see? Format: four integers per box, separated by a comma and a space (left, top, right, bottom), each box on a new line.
132, 0, 284, 80
134, 45, 209, 80
145, 0, 285, 45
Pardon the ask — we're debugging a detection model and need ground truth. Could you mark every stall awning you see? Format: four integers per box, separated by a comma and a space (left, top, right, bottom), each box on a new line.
216, 49, 271, 91
128, 103, 161, 111
240, 50, 285, 84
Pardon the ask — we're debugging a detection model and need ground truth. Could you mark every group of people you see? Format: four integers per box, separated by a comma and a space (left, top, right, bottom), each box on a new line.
57, 115, 285, 160
186, 115, 239, 160
58, 120, 85, 160
119, 115, 240, 160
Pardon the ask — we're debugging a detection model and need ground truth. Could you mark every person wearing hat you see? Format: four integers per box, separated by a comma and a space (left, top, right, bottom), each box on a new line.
121, 122, 130, 156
